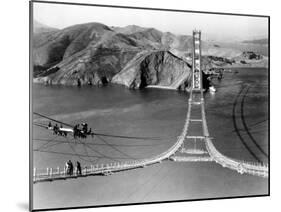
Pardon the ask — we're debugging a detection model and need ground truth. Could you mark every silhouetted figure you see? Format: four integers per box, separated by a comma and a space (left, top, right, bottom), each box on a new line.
48, 122, 52, 128
82, 123, 88, 133
77, 78, 81, 87
53, 124, 59, 135
76, 161, 82, 175
65, 160, 73, 175
70, 161, 74, 175
73, 125, 78, 138
57, 124, 63, 136
65, 161, 70, 175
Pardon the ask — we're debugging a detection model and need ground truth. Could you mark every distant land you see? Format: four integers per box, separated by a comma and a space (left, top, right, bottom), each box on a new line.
33, 20, 58, 34
242, 38, 268, 45
33, 20, 268, 89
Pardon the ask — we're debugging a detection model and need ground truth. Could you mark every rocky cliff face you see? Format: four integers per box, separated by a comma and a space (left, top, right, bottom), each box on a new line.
112, 51, 192, 89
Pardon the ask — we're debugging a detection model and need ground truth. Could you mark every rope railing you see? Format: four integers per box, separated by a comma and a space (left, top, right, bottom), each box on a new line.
205, 138, 268, 177
170, 156, 213, 162
201, 100, 268, 178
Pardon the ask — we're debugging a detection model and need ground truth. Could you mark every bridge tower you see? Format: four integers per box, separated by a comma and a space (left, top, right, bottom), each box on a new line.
171, 30, 213, 162
192, 30, 203, 93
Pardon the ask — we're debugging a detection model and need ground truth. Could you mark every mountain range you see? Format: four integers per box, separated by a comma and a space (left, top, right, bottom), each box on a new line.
33, 21, 268, 89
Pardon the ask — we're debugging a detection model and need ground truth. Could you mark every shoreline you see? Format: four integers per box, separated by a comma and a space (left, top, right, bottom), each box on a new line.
145, 85, 177, 90
33, 79, 189, 91
222, 64, 268, 69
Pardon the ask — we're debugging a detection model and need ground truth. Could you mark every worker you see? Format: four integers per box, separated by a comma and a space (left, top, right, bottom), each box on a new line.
53, 124, 59, 135
76, 161, 82, 175
81, 123, 87, 133
84, 123, 88, 133
65, 161, 70, 175
68, 160, 73, 175
73, 125, 78, 138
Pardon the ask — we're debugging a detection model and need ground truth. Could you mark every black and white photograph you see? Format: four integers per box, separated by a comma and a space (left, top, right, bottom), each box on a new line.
30, 1, 269, 211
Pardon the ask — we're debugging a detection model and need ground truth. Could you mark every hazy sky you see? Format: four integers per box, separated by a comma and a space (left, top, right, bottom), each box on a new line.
33, 2, 268, 42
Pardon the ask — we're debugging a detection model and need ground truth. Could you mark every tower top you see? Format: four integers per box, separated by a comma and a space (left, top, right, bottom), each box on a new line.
193, 29, 201, 34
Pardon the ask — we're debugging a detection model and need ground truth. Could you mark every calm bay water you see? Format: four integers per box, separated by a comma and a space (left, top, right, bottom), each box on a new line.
32, 68, 268, 210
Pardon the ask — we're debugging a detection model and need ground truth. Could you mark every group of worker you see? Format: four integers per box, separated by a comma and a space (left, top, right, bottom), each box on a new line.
48, 122, 67, 137
65, 160, 82, 176
73, 123, 92, 139
48, 121, 93, 138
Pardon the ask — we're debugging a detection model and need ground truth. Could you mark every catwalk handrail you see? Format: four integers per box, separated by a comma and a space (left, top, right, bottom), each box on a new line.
200, 99, 268, 177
